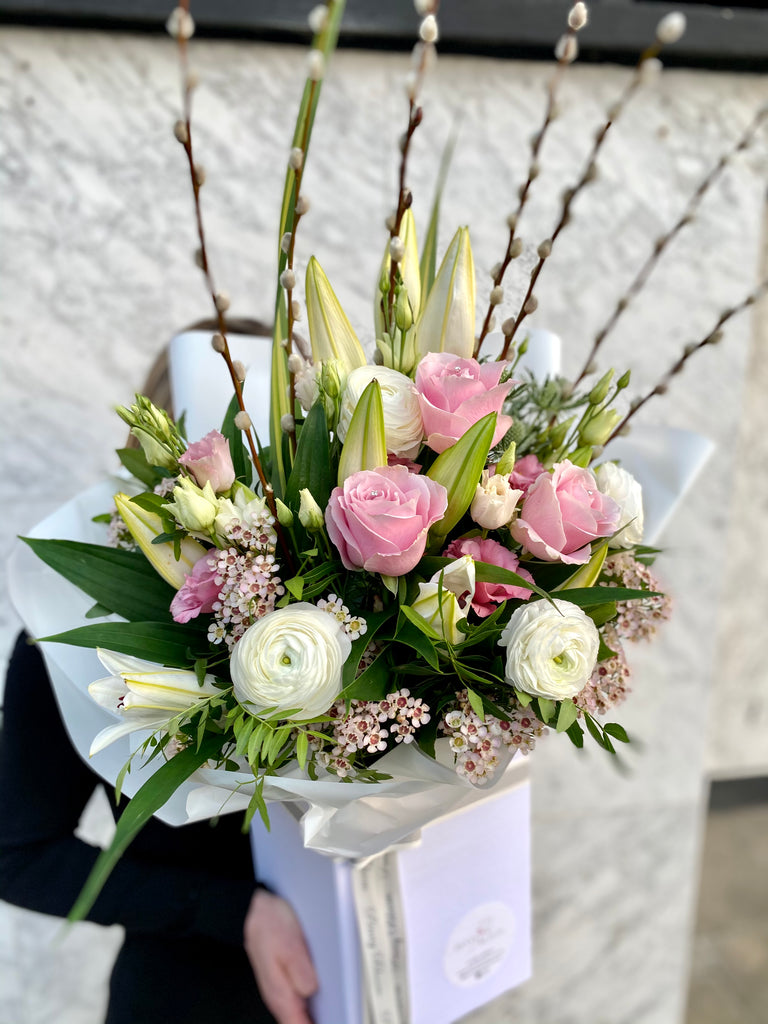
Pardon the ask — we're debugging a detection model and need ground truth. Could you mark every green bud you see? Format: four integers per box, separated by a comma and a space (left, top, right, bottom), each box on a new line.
298, 488, 325, 531
163, 477, 219, 533
495, 441, 517, 477
275, 498, 294, 528
616, 369, 631, 390
588, 369, 614, 406
567, 445, 594, 468
546, 417, 575, 451
394, 286, 414, 332
579, 408, 622, 447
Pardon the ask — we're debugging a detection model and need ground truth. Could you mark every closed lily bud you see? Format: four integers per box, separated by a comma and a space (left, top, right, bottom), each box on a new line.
414, 226, 476, 360
306, 257, 367, 374
298, 488, 325, 531
113, 493, 207, 590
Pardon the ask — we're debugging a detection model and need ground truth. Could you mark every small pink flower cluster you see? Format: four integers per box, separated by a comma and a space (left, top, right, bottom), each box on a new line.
575, 623, 632, 716
439, 691, 546, 785
602, 552, 672, 642
207, 548, 285, 650
317, 689, 431, 777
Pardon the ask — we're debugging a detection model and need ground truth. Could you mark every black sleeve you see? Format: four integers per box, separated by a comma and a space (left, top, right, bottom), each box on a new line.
0, 633, 255, 946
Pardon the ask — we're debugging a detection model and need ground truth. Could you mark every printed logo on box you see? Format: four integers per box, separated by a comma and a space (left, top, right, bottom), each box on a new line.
443, 901, 516, 987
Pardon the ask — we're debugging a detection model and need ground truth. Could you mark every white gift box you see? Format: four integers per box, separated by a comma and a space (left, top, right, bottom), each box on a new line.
251, 757, 532, 1024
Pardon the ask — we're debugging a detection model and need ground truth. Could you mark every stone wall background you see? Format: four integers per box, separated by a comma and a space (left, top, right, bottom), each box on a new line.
1, 25, 767, 1024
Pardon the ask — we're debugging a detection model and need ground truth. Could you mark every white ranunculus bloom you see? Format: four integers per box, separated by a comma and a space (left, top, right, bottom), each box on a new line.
88, 649, 222, 755
499, 599, 599, 700
336, 365, 424, 458
230, 604, 352, 720
470, 469, 523, 530
594, 461, 644, 549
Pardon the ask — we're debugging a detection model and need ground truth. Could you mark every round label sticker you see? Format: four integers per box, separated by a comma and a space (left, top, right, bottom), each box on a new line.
443, 902, 516, 987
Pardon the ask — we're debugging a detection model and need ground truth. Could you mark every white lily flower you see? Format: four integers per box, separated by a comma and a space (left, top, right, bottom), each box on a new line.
114, 493, 207, 590
88, 649, 221, 755
410, 555, 476, 644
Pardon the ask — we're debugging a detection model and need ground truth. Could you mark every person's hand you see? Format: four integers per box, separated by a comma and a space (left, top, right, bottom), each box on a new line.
243, 888, 318, 1024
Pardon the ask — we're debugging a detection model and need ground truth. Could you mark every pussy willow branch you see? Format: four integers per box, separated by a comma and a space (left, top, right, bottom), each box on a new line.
385, 2, 440, 327
606, 279, 768, 444
475, 23, 578, 357
574, 105, 768, 386
498, 40, 666, 363
172, 5, 292, 564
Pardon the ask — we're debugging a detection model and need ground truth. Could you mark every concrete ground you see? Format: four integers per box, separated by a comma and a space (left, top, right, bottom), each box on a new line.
686, 779, 768, 1024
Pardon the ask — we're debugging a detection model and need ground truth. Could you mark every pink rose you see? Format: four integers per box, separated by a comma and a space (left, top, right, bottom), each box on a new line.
170, 552, 220, 623
510, 454, 545, 493
415, 352, 514, 454
325, 465, 448, 576
510, 460, 620, 564
179, 430, 236, 493
444, 537, 533, 617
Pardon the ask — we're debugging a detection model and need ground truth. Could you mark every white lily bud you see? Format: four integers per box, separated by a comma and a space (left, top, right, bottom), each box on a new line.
414, 226, 476, 360
113, 493, 207, 590
410, 556, 476, 645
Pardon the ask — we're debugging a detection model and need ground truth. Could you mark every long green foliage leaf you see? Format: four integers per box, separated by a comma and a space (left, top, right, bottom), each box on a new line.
284, 402, 333, 510
39, 622, 207, 668
68, 736, 222, 922
22, 538, 175, 622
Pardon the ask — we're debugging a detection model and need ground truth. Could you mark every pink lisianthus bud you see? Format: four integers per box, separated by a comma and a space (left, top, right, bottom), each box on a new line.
325, 465, 447, 577
444, 537, 534, 617
178, 430, 236, 493
415, 352, 515, 454
510, 460, 620, 564
470, 469, 522, 530
170, 552, 221, 623
510, 453, 546, 492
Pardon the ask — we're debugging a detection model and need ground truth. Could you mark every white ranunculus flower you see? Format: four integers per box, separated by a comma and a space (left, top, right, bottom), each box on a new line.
230, 604, 352, 720
499, 599, 599, 700
594, 461, 644, 549
336, 365, 423, 458
470, 469, 523, 530
88, 649, 221, 755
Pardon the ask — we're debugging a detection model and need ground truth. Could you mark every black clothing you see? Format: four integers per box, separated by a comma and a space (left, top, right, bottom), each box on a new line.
0, 633, 275, 1024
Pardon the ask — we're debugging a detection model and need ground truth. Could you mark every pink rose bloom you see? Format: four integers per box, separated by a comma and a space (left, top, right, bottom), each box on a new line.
510, 460, 620, 564
444, 537, 534, 617
179, 430, 236, 493
170, 552, 220, 623
415, 352, 514, 454
325, 465, 448, 577
387, 453, 422, 474
510, 454, 545, 493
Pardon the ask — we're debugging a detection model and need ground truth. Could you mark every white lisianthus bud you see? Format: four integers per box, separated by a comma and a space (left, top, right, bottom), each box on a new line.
274, 498, 294, 528
656, 12, 686, 45
419, 14, 439, 44
298, 488, 325, 531
307, 4, 328, 34
337, 365, 423, 458
470, 470, 523, 530
307, 49, 325, 81
568, 2, 588, 31
166, 6, 195, 39
594, 462, 644, 548
499, 599, 599, 700
231, 604, 351, 720
163, 477, 219, 533
410, 556, 476, 645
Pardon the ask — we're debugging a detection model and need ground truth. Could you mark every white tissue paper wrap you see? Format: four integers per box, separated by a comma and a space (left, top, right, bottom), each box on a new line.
8, 329, 713, 855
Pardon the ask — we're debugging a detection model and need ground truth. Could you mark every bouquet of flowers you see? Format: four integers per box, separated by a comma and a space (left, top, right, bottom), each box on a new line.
19, 0, 766, 926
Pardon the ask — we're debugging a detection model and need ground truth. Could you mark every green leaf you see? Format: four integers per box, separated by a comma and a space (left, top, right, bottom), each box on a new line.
554, 587, 662, 609
394, 616, 440, 669
419, 555, 549, 603
465, 687, 485, 721
566, 720, 585, 748
584, 713, 606, 749
536, 697, 555, 724
38, 622, 208, 668
285, 576, 305, 601
68, 737, 221, 922
221, 394, 252, 485
21, 538, 176, 623
84, 603, 112, 620
337, 379, 387, 485
555, 700, 578, 733
284, 401, 332, 510
296, 730, 309, 770
554, 541, 608, 591
340, 649, 391, 702
604, 722, 630, 744
420, 125, 459, 299
116, 447, 163, 488
426, 413, 497, 545
399, 603, 443, 642
587, 602, 618, 628
514, 688, 532, 707
340, 609, 394, 690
